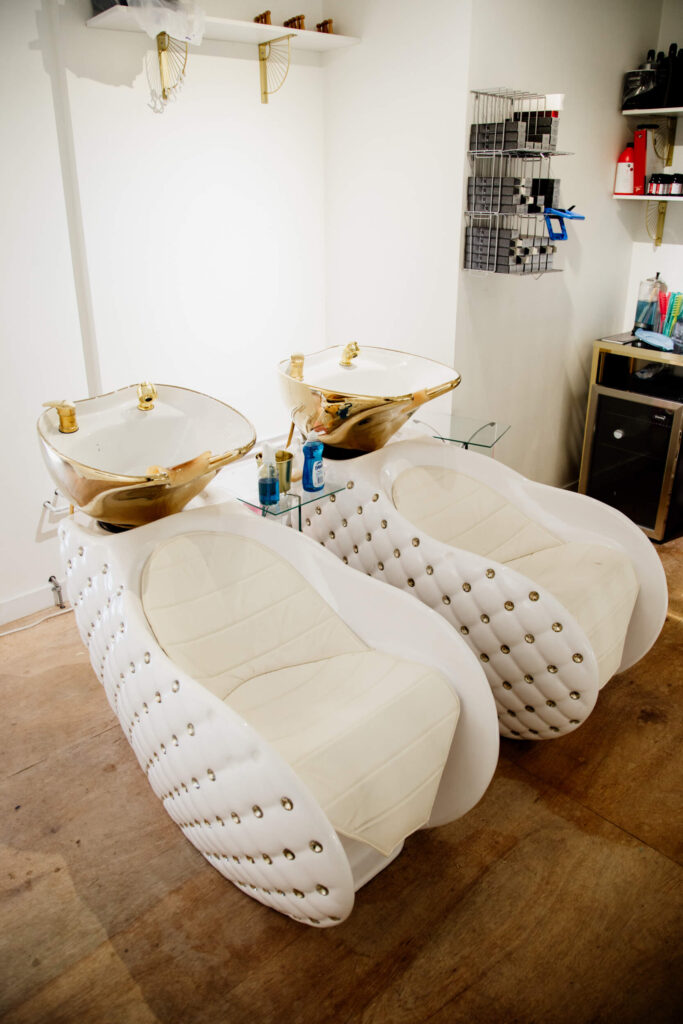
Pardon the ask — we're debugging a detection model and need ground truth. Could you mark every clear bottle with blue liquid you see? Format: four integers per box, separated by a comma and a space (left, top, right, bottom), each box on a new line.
258, 443, 280, 506
302, 432, 324, 492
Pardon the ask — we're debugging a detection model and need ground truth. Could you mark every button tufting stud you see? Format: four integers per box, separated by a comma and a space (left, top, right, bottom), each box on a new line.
549, 726, 560, 733
281, 797, 294, 811
207, 769, 216, 781
329, 531, 335, 539
357, 506, 363, 515
573, 653, 583, 663
501, 644, 510, 654
546, 699, 556, 707
486, 568, 495, 578
310, 840, 323, 853
529, 591, 539, 601
381, 520, 388, 529
378, 562, 384, 571
393, 549, 400, 558
366, 532, 372, 541
172, 680, 180, 692
426, 565, 434, 575
342, 556, 348, 564
570, 719, 580, 725
442, 595, 451, 605
529, 728, 539, 735
524, 674, 534, 683
192, 777, 199, 789
315, 506, 321, 515
504, 601, 514, 611
231, 812, 241, 823
525, 704, 535, 712
507, 709, 516, 716
316, 884, 329, 896
411, 537, 420, 547
552, 622, 563, 632
480, 613, 489, 623
253, 805, 263, 818
547, 665, 558, 674
460, 626, 469, 635
187, 723, 195, 735
407, 578, 415, 587
329, 494, 336, 503
283, 849, 295, 860
502, 681, 512, 690
480, 653, 489, 662
353, 545, 359, 554
570, 691, 580, 700
347, 481, 354, 489
306, 518, 311, 527
341, 518, 348, 527
510, 729, 520, 736
462, 582, 471, 592
262, 853, 272, 863
154, 691, 161, 702
372, 493, 379, 501
293, 889, 305, 899
524, 634, 535, 644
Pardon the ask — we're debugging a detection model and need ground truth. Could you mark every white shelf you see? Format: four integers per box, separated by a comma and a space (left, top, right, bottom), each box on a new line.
621, 107, 683, 116
614, 194, 683, 202
87, 5, 359, 51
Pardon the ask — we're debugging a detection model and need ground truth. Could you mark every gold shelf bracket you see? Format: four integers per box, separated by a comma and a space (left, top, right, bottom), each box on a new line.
258, 34, 294, 104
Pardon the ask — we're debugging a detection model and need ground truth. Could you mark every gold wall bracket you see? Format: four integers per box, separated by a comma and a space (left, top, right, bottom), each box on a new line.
258, 34, 294, 104
648, 116, 677, 247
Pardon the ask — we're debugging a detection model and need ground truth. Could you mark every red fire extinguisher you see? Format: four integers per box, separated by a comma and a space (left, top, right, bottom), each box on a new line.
614, 144, 635, 195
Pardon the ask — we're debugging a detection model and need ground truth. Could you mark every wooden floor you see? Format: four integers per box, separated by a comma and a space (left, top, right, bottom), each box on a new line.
1, 539, 681, 1024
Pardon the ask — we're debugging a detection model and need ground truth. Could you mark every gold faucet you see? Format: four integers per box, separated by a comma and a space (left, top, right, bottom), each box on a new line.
339, 341, 359, 367
137, 381, 158, 411
43, 400, 78, 433
288, 353, 304, 380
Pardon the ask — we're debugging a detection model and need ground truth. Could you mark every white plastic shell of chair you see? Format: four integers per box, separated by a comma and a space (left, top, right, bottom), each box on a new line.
59, 503, 499, 923
302, 439, 667, 741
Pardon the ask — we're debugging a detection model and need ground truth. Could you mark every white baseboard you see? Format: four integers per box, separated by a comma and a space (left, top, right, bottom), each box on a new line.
0, 584, 57, 627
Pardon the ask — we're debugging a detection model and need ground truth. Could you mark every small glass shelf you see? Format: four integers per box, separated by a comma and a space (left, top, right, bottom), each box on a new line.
226, 462, 345, 530
415, 414, 511, 449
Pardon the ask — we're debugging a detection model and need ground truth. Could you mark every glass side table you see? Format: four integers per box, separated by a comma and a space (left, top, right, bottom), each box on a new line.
414, 414, 510, 450
227, 469, 345, 531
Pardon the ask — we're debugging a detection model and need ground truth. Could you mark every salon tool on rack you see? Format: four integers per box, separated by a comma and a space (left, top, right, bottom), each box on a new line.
543, 206, 585, 241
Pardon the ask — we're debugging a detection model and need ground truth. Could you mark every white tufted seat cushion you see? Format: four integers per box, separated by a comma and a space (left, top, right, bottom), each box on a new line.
141, 532, 460, 856
393, 467, 639, 686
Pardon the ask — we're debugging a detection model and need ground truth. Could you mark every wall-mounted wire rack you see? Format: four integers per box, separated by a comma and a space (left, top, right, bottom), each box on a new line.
465, 88, 571, 276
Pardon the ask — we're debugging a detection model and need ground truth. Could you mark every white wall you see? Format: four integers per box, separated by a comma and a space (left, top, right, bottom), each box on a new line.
322, 0, 471, 415
0, 0, 88, 622
0, 0, 328, 623
454, 0, 663, 487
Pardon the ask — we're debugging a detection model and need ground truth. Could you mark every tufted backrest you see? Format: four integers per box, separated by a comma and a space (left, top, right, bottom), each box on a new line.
141, 532, 367, 700
392, 466, 562, 562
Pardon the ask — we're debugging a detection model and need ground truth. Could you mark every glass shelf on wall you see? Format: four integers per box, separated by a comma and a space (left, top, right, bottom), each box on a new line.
414, 414, 511, 449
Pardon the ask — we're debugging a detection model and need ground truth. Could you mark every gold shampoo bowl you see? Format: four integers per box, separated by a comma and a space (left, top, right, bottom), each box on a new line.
37, 384, 256, 528
278, 346, 461, 452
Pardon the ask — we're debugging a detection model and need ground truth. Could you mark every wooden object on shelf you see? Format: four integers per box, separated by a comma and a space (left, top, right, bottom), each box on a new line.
254, 11, 272, 25
284, 15, 305, 30
316, 19, 334, 33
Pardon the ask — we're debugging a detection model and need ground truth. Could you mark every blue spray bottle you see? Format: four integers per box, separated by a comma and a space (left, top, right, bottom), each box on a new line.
258, 443, 280, 505
302, 432, 324, 492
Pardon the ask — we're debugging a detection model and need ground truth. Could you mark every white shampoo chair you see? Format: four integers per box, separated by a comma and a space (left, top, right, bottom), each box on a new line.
301, 439, 667, 741
60, 504, 498, 927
